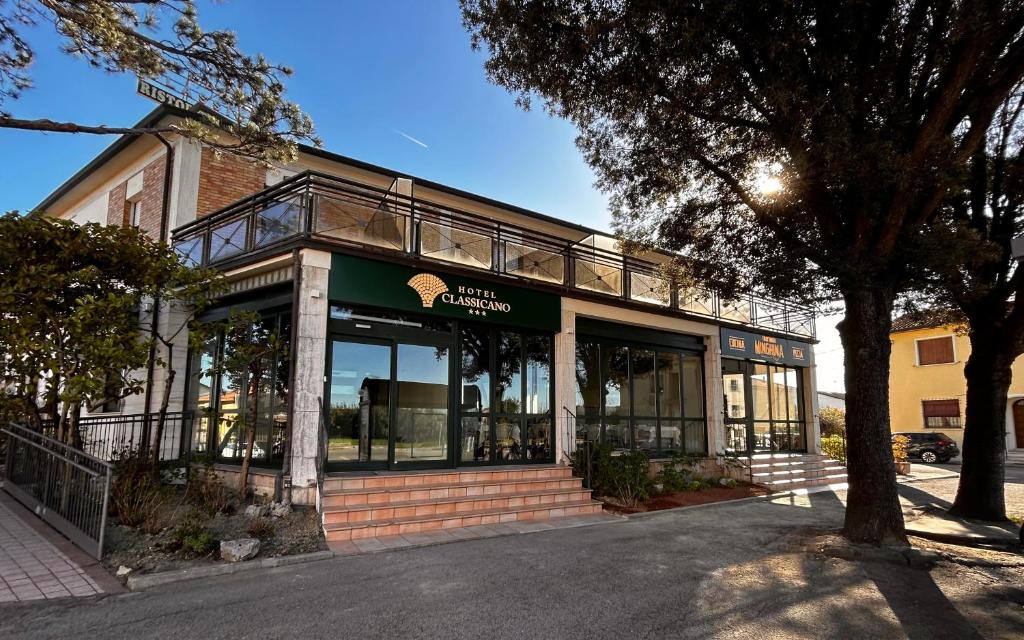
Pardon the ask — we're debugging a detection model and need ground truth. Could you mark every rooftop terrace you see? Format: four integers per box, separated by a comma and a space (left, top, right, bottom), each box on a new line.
171, 171, 815, 338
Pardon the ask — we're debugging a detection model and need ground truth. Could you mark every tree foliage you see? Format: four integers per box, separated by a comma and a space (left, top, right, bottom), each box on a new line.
0, 0, 319, 164
462, 0, 1024, 544
913, 88, 1024, 521
0, 212, 221, 444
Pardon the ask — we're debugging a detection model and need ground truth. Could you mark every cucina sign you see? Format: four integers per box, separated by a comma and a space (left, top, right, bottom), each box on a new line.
330, 253, 560, 331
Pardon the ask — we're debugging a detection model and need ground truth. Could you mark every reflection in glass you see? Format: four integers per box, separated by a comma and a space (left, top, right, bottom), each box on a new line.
682, 355, 704, 417
575, 340, 601, 419
751, 364, 771, 420
725, 423, 747, 452
495, 416, 522, 461
635, 418, 658, 454
603, 346, 630, 417
461, 416, 490, 462
496, 332, 521, 414
328, 341, 390, 463
525, 335, 551, 414
394, 344, 449, 462
526, 416, 551, 460
605, 419, 631, 451
786, 369, 801, 421
684, 420, 706, 453
753, 422, 772, 451
657, 352, 682, 418
190, 338, 216, 454
460, 327, 490, 414
632, 350, 656, 416
771, 366, 789, 420
659, 419, 681, 454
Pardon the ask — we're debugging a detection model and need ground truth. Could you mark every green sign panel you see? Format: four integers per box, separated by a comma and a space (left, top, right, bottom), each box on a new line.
720, 328, 813, 367
328, 253, 561, 332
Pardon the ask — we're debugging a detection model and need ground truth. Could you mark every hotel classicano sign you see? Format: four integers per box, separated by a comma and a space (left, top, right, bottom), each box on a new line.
329, 254, 560, 331
720, 328, 812, 367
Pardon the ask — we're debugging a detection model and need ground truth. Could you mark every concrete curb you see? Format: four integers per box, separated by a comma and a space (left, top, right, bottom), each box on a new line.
906, 527, 1020, 547
621, 482, 850, 520
125, 550, 335, 591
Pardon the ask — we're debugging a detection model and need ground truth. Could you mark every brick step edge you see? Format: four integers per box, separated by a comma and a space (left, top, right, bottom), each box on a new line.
323, 500, 604, 541
760, 474, 848, 488
323, 467, 572, 491
322, 477, 582, 504
751, 467, 847, 479
323, 487, 592, 517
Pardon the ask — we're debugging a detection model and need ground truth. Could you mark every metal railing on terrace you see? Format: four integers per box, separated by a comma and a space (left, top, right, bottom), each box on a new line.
171, 171, 815, 338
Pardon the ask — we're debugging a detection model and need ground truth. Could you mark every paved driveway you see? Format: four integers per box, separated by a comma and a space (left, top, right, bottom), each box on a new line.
2, 482, 1019, 640
0, 494, 107, 602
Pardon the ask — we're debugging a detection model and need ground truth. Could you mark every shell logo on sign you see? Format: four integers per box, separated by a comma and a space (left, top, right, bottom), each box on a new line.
407, 273, 448, 308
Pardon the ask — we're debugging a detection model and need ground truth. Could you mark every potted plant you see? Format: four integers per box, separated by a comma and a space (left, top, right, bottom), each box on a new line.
892, 435, 911, 475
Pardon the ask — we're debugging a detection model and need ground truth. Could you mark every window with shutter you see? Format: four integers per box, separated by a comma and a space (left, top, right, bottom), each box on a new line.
916, 336, 955, 365
921, 399, 960, 428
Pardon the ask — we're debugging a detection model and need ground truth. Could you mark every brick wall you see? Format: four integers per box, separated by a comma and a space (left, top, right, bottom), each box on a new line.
104, 155, 167, 241
196, 148, 265, 217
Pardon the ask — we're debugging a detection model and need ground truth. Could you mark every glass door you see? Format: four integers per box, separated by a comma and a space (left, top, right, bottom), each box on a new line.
327, 338, 391, 468
393, 342, 450, 465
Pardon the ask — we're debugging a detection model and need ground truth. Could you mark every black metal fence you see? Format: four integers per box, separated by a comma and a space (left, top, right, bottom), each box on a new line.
42, 411, 194, 464
2, 423, 112, 559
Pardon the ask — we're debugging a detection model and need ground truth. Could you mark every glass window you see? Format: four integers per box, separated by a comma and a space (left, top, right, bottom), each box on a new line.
682, 355, 704, 418
751, 364, 771, 420
659, 419, 681, 454
525, 334, 551, 415
785, 368, 801, 422
635, 418, 658, 454
394, 344, 449, 463
495, 332, 522, 414
494, 416, 522, 462
656, 352, 682, 418
575, 340, 601, 420
460, 326, 490, 414
526, 416, 551, 461
603, 346, 630, 417
632, 349, 657, 417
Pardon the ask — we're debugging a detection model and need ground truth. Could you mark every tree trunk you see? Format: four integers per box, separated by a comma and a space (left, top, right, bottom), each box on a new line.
950, 331, 1010, 521
837, 286, 907, 544
238, 379, 260, 498
151, 345, 175, 471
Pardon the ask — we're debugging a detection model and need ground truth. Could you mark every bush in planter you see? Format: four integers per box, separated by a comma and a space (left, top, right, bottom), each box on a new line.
820, 434, 847, 464
656, 452, 708, 493
575, 444, 655, 506
110, 450, 166, 528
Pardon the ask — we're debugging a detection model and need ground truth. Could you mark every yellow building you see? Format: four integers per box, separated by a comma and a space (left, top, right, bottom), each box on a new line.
889, 315, 1024, 452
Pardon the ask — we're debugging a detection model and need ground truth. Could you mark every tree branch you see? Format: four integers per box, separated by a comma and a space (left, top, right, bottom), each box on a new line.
0, 115, 176, 136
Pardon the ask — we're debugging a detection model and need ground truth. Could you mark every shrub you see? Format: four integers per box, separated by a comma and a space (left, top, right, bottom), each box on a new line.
819, 407, 846, 437
656, 452, 706, 493
246, 517, 275, 540
820, 434, 847, 465
187, 460, 236, 515
110, 451, 165, 528
591, 448, 654, 507
172, 515, 217, 556
892, 435, 910, 463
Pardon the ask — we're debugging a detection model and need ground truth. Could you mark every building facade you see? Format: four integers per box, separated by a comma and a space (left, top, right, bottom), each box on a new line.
889, 316, 1024, 453
38, 106, 822, 506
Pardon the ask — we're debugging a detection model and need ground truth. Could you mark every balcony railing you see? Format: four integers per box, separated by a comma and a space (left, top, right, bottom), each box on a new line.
172, 171, 815, 338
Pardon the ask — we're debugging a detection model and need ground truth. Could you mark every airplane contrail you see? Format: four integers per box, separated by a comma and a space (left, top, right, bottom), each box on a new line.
394, 129, 428, 148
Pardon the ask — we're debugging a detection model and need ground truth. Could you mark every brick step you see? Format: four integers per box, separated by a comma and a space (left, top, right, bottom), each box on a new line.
751, 466, 847, 480
322, 477, 583, 508
323, 500, 604, 541
760, 473, 848, 490
322, 466, 571, 492
749, 458, 841, 470
323, 488, 594, 524
750, 453, 829, 461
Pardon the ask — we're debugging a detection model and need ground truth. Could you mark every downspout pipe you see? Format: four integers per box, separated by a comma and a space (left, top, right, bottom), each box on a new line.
142, 134, 175, 436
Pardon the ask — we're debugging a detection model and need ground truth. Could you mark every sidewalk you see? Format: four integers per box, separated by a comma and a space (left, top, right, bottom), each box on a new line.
0, 491, 119, 603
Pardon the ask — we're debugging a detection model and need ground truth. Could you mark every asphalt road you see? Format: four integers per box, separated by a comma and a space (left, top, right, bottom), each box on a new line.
2, 481, 1020, 640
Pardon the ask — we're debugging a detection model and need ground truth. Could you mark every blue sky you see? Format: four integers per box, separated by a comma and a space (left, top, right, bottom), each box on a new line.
0, 1, 845, 392
0, 1, 610, 230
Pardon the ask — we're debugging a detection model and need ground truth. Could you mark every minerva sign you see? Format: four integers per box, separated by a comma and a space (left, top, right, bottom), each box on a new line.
329, 253, 559, 331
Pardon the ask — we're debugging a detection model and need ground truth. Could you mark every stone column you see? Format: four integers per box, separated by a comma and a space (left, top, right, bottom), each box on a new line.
704, 333, 725, 455
288, 249, 331, 505
553, 305, 576, 464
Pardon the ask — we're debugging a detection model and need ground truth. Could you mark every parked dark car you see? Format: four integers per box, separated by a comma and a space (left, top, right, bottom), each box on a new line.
892, 432, 960, 463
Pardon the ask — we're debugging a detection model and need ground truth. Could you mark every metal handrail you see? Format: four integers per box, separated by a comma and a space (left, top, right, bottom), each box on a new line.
171, 172, 816, 338
2, 423, 113, 559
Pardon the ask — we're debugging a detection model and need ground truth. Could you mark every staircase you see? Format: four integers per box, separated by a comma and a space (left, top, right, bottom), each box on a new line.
1007, 450, 1024, 466
749, 453, 848, 492
320, 466, 602, 542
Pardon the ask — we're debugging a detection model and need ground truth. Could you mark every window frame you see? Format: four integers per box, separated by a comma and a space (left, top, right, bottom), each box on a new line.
914, 334, 957, 367
921, 398, 961, 429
